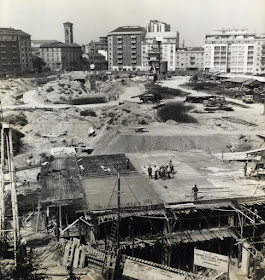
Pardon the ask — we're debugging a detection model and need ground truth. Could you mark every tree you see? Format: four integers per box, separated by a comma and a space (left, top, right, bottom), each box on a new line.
189, 74, 198, 83
32, 55, 46, 73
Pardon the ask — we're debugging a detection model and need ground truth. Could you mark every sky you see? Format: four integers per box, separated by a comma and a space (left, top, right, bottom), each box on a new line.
1, 0, 265, 46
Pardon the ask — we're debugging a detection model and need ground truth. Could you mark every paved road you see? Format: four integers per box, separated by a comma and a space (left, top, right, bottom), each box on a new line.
159, 76, 264, 115
2, 88, 119, 110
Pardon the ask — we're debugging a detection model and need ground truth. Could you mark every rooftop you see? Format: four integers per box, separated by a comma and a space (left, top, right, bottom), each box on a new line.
40, 158, 84, 204
32, 40, 59, 43
109, 26, 145, 34
0, 27, 31, 37
224, 77, 254, 84
40, 42, 81, 48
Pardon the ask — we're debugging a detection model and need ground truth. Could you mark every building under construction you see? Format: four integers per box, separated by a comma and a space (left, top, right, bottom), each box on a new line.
14, 149, 265, 277
2, 137, 265, 279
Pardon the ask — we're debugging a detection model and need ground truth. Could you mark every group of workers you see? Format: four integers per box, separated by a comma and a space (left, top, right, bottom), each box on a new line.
147, 160, 174, 180
147, 160, 199, 201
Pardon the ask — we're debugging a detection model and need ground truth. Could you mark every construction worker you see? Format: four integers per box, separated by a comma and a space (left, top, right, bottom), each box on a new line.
169, 160, 174, 173
167, 166, 171, 178
126, 159, 130, 170
161, 166, 166, 179
244, 162, 248, 176
148, 165, 153, 179
154, 165, 159, 180
192, 185, 198, 201
36, 172, 41, 182
26, 158, 31, 167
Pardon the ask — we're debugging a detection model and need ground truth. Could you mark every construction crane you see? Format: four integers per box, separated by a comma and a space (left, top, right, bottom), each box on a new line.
0, 123, 20, 265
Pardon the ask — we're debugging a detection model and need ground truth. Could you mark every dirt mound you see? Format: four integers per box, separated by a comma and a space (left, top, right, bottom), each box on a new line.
0, 78, 35, 105
92, 130, 237, 155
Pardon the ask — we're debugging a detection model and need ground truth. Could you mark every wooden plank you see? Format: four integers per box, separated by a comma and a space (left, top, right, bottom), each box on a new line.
63, 242, 71, 266
73, 247, 81, 268
79, 245, 86, 268
68, 240, 77, 266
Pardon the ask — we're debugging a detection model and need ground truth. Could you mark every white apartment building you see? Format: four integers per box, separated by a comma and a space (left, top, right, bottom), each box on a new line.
142, 32, 179, 72
204, 28, 265, 75
147, 20, 171, 33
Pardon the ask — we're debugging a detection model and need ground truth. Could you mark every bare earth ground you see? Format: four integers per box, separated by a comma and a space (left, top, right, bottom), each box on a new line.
1, 75, 265, 279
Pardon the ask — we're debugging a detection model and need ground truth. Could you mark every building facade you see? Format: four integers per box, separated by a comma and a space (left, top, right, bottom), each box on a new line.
0, 27, 33, 74
39, 42, 82, 71
147, 20, 171, 33
63, 22, 74, 44
142, 32, 179, 72
82, 52, 108, 71
85, 36, 108, 54
204, 28, 265, 75
176, 47, 204, 71
108, 26, 146, 71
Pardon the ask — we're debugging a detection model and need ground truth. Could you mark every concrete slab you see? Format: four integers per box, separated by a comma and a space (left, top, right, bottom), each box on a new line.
82, 174, 162, 211
127, 150, 265, 205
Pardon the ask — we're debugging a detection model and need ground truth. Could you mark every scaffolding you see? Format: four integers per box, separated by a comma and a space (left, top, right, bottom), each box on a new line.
0, 123, 20, 265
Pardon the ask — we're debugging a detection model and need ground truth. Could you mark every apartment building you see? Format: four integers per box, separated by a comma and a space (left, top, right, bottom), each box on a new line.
39, 42, 82, 71
176, 47, 204, 70
0, 27, 32, 74
108, 26, 146, 71
142, 32, 179, 72
147, 20, 171, 33
85, 37, 108, 54
204, 28, 265, 75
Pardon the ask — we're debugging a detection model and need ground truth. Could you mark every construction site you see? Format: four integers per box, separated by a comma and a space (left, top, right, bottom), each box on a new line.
1, 72, 265, 280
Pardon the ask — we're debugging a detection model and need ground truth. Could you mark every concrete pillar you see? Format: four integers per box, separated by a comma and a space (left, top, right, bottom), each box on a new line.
241, 242, 251, 277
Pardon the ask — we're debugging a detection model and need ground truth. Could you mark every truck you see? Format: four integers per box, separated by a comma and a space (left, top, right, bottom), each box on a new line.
242, 94, 254, 103
140, 93, 162, 103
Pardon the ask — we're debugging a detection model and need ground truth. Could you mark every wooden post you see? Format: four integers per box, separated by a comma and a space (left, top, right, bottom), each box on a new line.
35, 199, 41, 233
58, 204, 62, 231
132, 228, 134, 257
193, 247, 196, 274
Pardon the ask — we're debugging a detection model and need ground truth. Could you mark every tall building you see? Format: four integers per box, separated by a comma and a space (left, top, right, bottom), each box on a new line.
204, 28, 265, 75
85, 36, 108, 54
176, 47, 204, 71
142, 32, 179, 72
147, 20, 171, 33
0, 27, 32, 74
63, 22, 73, 44
108, 26, 146, 71
39, 42, 82, 71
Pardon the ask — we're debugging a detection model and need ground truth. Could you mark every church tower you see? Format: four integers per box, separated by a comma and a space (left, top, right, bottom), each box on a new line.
63, 22, 73, 43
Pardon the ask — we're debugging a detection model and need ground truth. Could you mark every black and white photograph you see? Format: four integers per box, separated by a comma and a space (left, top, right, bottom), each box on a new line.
0, 0, 265, 279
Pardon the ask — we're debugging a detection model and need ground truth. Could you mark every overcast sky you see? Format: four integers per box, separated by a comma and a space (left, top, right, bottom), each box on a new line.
1, 0, 265, 46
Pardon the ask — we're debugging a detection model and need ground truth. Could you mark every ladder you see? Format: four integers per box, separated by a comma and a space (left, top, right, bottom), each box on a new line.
0, 123, 20, 265
102, 219, 118, 279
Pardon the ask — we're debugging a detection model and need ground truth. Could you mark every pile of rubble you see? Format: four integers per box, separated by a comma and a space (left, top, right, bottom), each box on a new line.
0, 78, 35, 105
